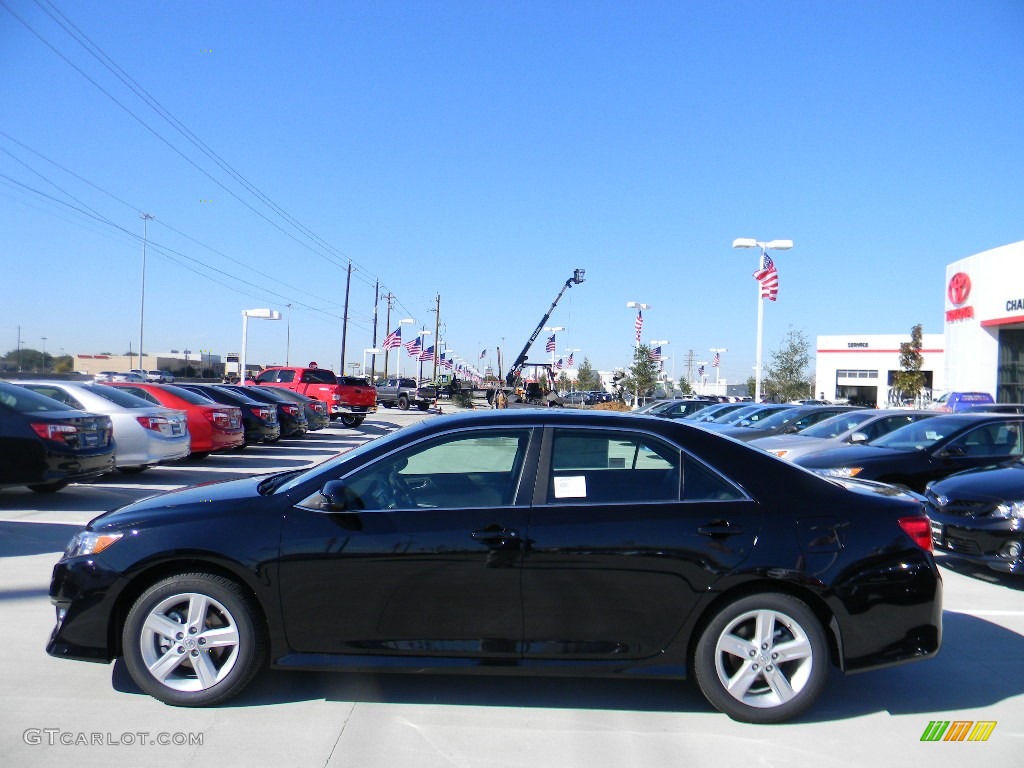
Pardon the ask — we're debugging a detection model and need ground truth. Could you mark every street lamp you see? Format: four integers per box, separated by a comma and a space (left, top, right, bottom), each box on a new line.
40, 336, 47, 370
732, 238, 793, 402
362, 348, 381, 378
240, 308, 281, 382
285, 304, 292, 366
416, 329, 432, 383
626, 302, 650, 350
709, 347, 728, 397
542, 326, 564, 368
138, 213, 154, 372
650, 339, 670, 388
395, 318, 415, 377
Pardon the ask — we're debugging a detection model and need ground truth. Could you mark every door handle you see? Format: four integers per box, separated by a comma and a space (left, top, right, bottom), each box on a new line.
697, 522, 744, 537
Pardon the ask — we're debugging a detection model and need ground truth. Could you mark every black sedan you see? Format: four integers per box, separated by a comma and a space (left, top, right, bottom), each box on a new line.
715, 405, 864, 443
46, 410, 941, 723
924, 461, 1024, 575
795, 413, 1024, 493
177, 384, 281, 444
261, 387, 331, 431
0, 381, 115, 492
217, 385, 309, 437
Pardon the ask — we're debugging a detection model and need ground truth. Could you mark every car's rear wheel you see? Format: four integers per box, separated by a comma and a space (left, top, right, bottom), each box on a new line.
339, 415, 365, 428
123, 573, 266, 707
380, 401, 393, 408
397, 395, 409, 410
28, 481, 69, 493
693, 593, 828, 723
189, 452, 210, 461
417, 403, 430, 411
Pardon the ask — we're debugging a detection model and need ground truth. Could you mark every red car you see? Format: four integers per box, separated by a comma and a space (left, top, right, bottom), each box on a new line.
248, 365, 376, 427
103, 383, 244, 458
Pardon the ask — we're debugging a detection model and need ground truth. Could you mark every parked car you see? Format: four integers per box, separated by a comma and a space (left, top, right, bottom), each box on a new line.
176, 384, 281, 444
752, 409, 940, 461
148, 370, 175, 383
648, 400, 717, 419
261, 387, 330, 430
683, 402, 748, 423
924, 460, 1024, 574
376, 377, 431, 411
217, 385, 309, 438
17, 381, 189, 472
697, 404, 794, 432
929, 391, 995, 413
102, 383, 244, 458
249, 366, 376, 427
95, 371, 145, 383
0, 381, 115, 492
46, 409, 941, 723
715, 405, 865, 443
795, 413, 1024, 492
962, 403, 1024, 414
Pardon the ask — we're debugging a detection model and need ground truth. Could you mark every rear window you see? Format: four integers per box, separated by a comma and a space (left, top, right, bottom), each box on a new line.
300, 369, 337, 384
85, 384, 156, 409
340, 377, 370, 387
162, 385, 216, 405
0, 383, 77, 413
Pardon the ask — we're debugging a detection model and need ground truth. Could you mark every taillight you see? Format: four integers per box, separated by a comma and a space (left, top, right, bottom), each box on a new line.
313, 402, 326, 414
31, 422, 78, 442
899, 516, 933, 552
137, 416, 170, 432
282, 405, 300, 416
203, 409, 232, 429
251, 406, 275, 420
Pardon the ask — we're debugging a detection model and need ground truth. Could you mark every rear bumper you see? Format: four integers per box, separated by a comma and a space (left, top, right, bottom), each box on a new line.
331, 404, 377, 416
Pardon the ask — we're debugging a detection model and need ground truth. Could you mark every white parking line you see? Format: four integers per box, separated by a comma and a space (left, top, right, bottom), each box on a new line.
946, 609, 1024, 616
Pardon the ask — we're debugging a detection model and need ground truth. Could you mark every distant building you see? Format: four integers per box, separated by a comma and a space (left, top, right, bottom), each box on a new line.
815, 334, 944, 407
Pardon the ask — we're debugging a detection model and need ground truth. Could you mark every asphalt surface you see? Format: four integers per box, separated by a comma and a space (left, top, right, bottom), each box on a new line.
1, 405, 1022, 768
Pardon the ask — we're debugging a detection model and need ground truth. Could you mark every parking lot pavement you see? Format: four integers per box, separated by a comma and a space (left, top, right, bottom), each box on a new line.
1, 408, 1021, 768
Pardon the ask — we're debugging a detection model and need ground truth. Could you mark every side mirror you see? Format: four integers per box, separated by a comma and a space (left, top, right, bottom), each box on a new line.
940, 445, 967, 458
848, 432, 868, 444
783, 425, 800, 434
319, 480, 352, 511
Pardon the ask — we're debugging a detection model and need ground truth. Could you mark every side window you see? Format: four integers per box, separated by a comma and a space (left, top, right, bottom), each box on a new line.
255, 370, 278, 384
548, 429, 680, 504
119, 386, 158, 404
29, 387, 83, 410
946, 423, 1018, 458
681, 455, 746, 501
277, 370, 295, 383
300, 429, 531, 511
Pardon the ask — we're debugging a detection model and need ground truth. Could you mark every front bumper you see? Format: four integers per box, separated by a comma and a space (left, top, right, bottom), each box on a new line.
47, 556, 127, 663
930, 515, 1024, 574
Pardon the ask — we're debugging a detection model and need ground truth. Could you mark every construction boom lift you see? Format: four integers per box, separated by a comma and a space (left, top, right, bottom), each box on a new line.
505, 269, 586, 392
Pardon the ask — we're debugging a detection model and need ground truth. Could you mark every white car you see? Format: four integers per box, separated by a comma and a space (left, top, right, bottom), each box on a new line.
17, 381, 190, 472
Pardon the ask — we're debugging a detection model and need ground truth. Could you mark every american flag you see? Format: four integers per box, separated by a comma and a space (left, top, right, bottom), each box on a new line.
479, 349, 487, 359
545, 334, 556, 353
404, 337, 421, 356
712, 352, 720, 368
554, 358, 564, 371
634, 310, 643, 343
753, 252, 779, 301
650, 346, 663, 362
442, 353, 453, 371
382, 326, 402, 350
418, 344, 435, 362
697, 364, 705, 378
567, 352, 574, 367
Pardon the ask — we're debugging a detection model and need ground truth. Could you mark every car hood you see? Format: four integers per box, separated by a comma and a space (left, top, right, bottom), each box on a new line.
929, 461, 1024, 499
89, 474, 271, 531
794, 444, 909, 468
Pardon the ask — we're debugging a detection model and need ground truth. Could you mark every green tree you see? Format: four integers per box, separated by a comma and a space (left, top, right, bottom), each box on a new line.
746, 376, 756, 398
623, 345, 660, 405
53, 354, 75, 373
677, 376, 694, 395
763, 327, 812, 402
892, 323, 925, 404
574, 356, 603, 391
556, 371, 571, 391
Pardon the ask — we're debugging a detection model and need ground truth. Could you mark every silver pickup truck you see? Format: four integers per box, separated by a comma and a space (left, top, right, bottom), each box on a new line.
376, 377, 431, 411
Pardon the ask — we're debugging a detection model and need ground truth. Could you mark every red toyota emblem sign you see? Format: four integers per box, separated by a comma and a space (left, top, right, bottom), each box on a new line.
948, 272, 971, 305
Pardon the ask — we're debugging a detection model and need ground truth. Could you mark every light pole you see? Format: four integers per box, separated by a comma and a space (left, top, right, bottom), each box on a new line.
626, 302, 650, 351
650, 340, 669, 391
417, 329, 432, 383
542, 326, 564, 369
362, 348, 381, 378
138, 213, 154, 372
240, 308, 281, 382
395, 318, 415, 378
732, 238, 793, 402
695, 361, 709, 395
710, 347, 728, 397
285, 304, 292, 366
40, 336, 47, 370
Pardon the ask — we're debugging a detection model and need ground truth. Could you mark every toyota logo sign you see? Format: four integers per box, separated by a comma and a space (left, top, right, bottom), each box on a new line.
948, 272, 971, 305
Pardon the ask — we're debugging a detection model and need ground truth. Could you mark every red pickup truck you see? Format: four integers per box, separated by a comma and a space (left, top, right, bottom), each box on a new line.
248, 366, 376, 427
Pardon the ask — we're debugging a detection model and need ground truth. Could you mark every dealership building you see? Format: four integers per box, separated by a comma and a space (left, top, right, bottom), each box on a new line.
816, 240, 1024, 407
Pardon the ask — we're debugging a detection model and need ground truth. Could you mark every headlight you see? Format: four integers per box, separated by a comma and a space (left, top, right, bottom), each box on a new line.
995, 501, 1024, 520
64, 531, 123, 558
814, 467, 863, 478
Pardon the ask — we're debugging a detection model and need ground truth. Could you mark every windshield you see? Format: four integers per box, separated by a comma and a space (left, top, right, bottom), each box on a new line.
870, 416, 973, 451
0, 383, 78, 413
746, 407, 809, 430
711, 405, 761, 424
798, 410, 877, 439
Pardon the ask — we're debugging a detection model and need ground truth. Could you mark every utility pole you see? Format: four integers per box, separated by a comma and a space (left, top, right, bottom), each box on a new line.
432, 294, 441, 387
285, 304, 292, 366
16, 325, 22, 371
684, 348, 696, 386
340, 262, 352, 374
138, 213, 154, 372
381, 292, 396, 379
370, 280, 379, 382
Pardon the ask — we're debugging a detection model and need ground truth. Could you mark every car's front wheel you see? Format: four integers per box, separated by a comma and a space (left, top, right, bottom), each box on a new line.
693, 593, 828, 723
122, 573, 266, 707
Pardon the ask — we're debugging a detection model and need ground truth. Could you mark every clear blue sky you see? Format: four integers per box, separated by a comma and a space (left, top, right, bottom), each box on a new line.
2, 0, 1022, 383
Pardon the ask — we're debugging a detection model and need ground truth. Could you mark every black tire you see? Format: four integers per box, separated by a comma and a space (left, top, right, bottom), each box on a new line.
118, 466, 148, 475
189, 452, 211, 462
417, 402, 430, 411
339, 414, 365, 428
693, 593, 829, 723
380, 401, 393, 408
28, 481, 69, 494
122, 572, 266, 707
397, 395, 410, 410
